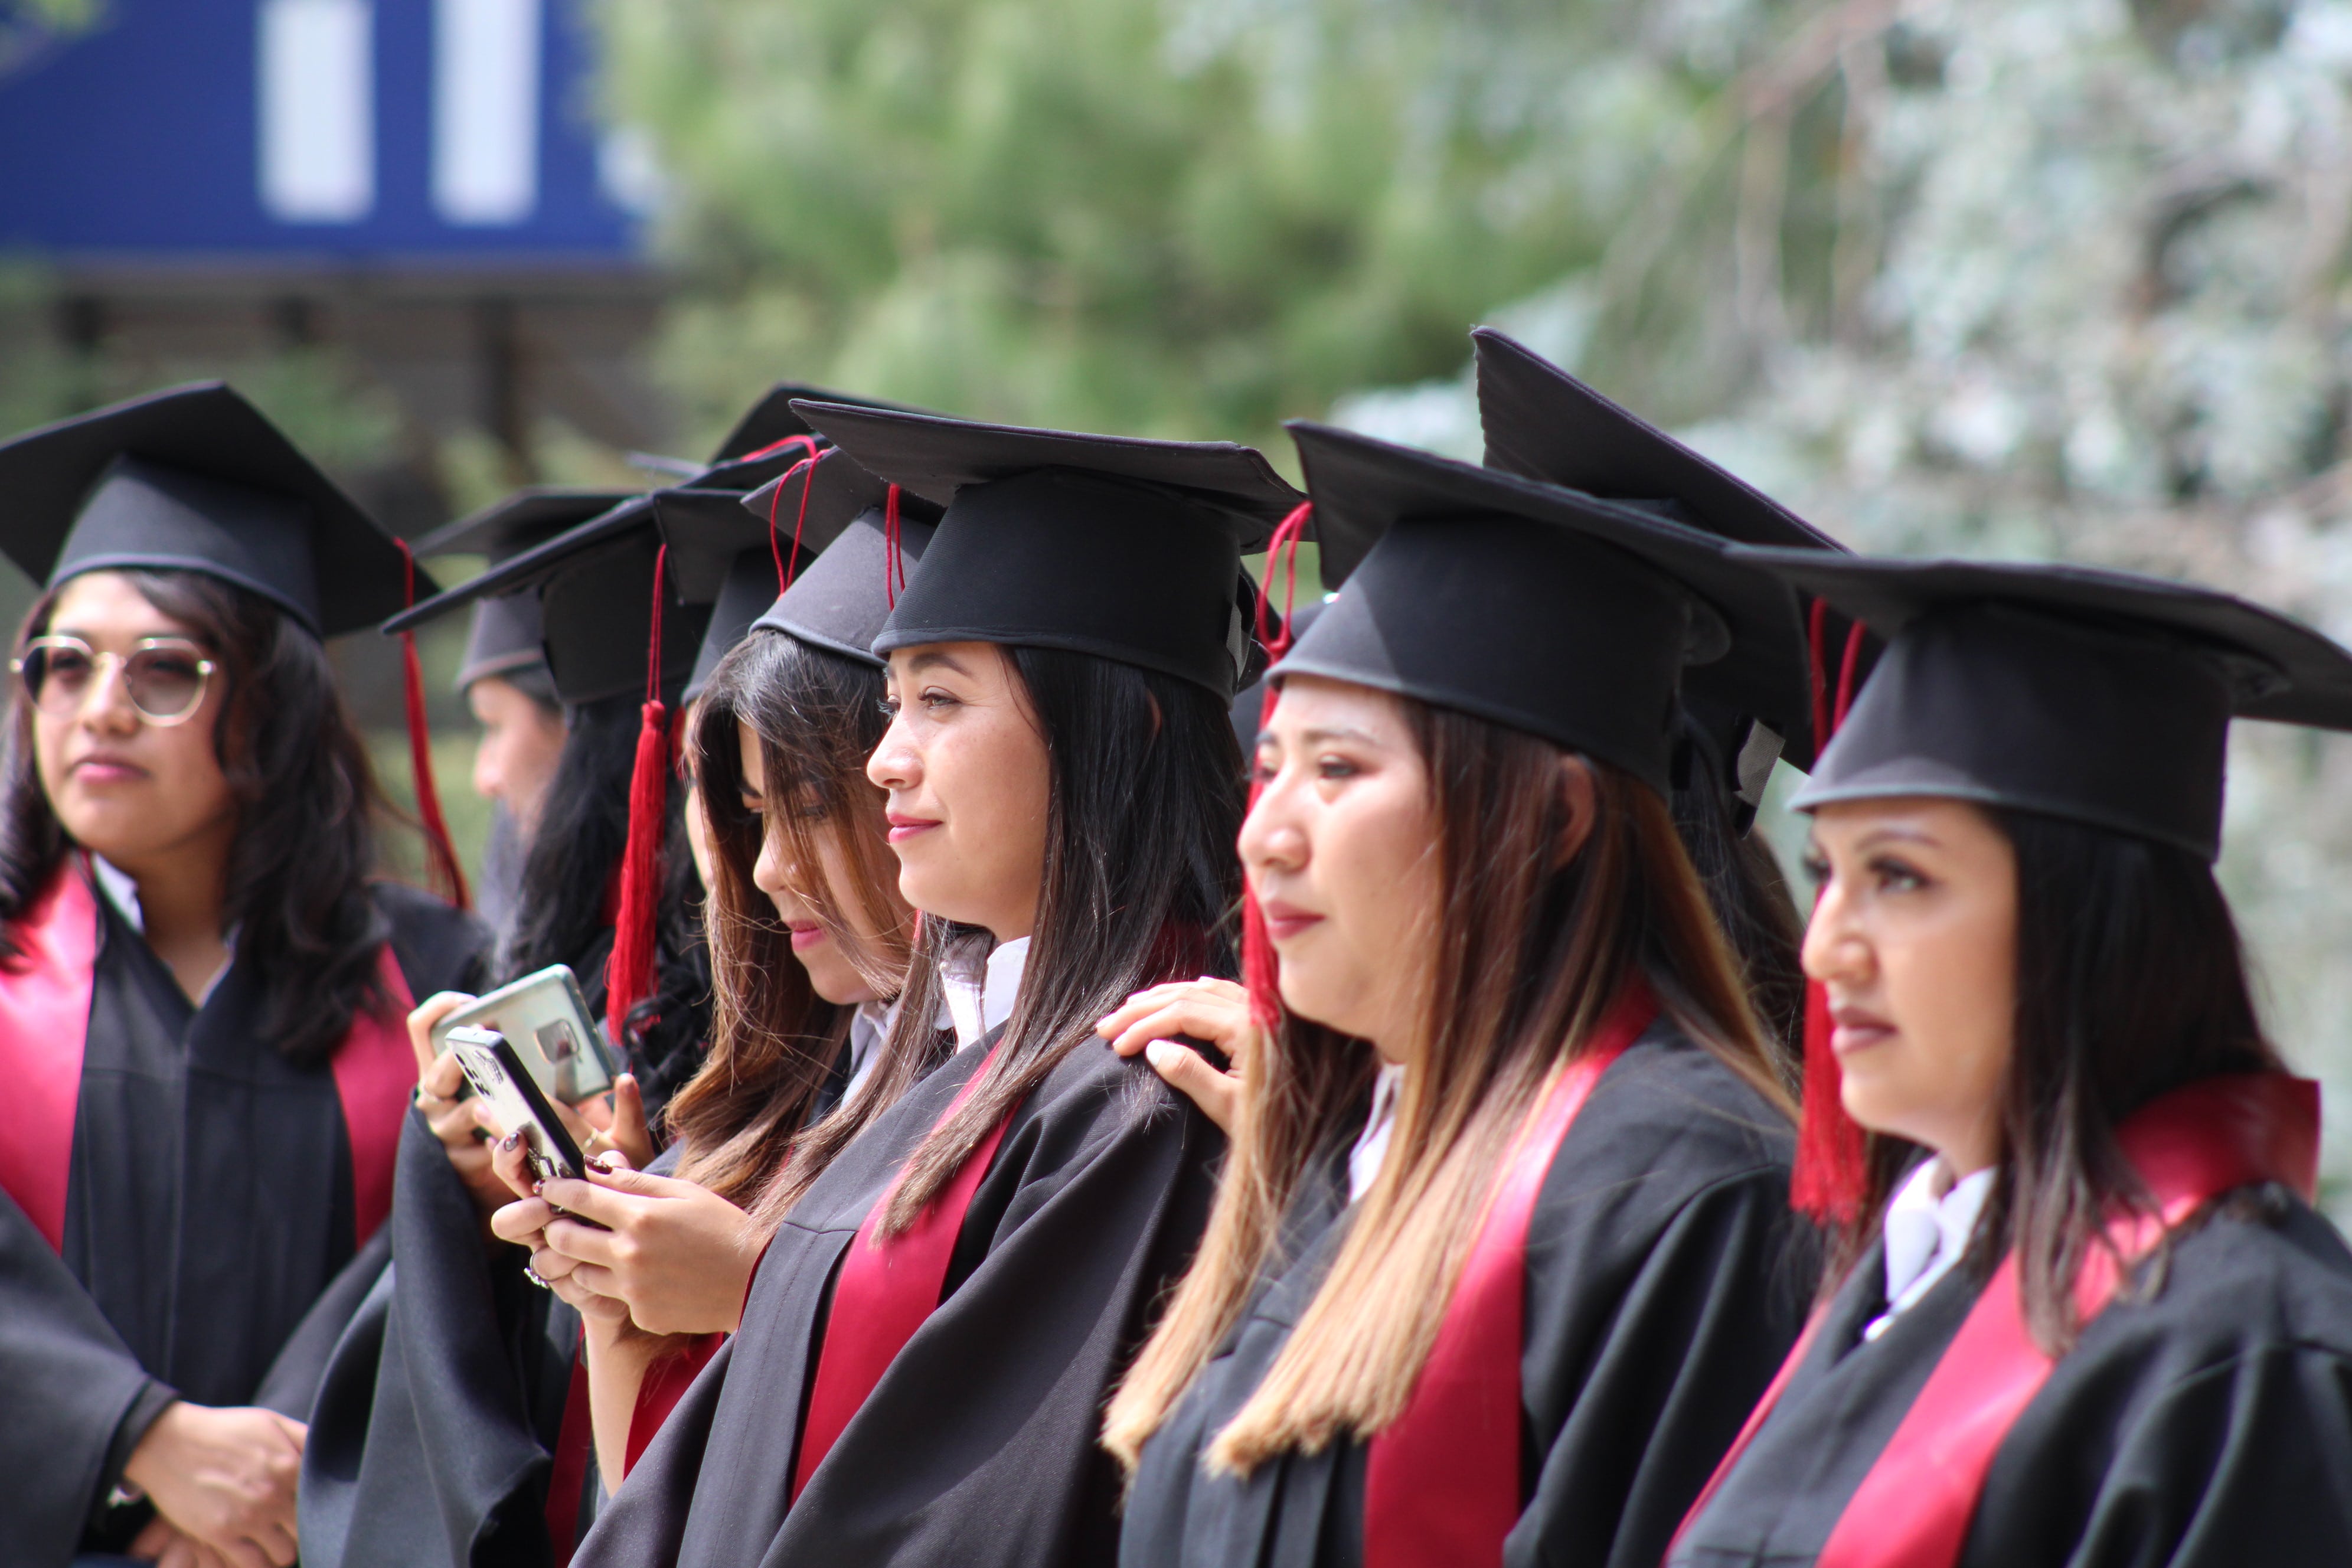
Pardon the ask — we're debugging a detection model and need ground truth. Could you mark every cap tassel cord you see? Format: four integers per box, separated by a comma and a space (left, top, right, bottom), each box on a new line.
1242, 501, 1314, 1032
395, 540, 470, 912
883, 486, 906, 609
1791, 598, 1870, 1223
767, 453, 821, 593
607, 545, 672, 1049
744, 432, 821, 465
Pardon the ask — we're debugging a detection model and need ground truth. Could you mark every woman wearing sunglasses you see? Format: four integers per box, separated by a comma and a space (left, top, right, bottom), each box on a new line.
0, 386, 489, 1568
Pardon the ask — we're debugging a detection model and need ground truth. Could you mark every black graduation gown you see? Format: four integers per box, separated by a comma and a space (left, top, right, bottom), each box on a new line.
1122, 1020, 1809, 1568
1668, 1187, 2352, 1568
576, 1033, 1221, 1568
0, 880, 486, 1566
299, 1038, 855, 1568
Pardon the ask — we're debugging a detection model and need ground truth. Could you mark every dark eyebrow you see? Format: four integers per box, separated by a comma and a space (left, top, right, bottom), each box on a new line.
1851, 824, 1942, 853
903, 649, 975, 678
1296, 725, 1383, 747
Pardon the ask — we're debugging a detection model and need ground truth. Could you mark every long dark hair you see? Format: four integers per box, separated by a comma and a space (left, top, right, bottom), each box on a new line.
1819, 808, 2282, 1352
505, 691, 710, 1111
844, 646, 1243, 1234
1107, 694, 1790, 1471
1670, 710, 1806, 1082
0, 570, 404, 1065
669, 630, 917, 1226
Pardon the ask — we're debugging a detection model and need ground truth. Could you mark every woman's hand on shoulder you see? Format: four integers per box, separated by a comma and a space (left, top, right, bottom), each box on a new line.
533, 1167, 762, 1337
1097, 976, 1254, 1136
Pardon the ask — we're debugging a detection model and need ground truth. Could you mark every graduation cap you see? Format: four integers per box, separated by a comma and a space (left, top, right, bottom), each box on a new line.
1472, 326, 1856, 777
412, 488, 636, 697
0, 381, 433, 637
645, 383, 940, 498
789, 402, 1305, 695
1275, 420, 1808, 798
733, 450, 942, 672
386, 492, 714, 707
1730, 551, 2352, 862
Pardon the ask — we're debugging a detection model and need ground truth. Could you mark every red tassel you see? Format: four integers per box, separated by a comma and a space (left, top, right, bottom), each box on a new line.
396, 541, 469, 911
606, 546, 671, 1047
883, 485, 906, 609
1789, 605, 1871, 1223
1242, 502, 1314, 1031
767, 452, 820, 593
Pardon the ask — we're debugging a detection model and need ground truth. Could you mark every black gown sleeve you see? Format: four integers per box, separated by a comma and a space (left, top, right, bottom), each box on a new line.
298, 1109, 580, 1568
0, 1184, 168, 1566
580, 1041, 1221, 1568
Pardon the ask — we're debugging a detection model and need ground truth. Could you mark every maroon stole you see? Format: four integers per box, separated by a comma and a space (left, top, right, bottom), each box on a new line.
0, 857, 417, 1252
790, 1042, 1017, 1500
1361, 985, 1657, 1568
625, 1331, 727, 1475
1674, 1071, 2320, 1568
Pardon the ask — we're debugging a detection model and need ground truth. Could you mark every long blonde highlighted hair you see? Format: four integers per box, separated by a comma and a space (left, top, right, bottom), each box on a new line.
1104, 694, 1792, 1474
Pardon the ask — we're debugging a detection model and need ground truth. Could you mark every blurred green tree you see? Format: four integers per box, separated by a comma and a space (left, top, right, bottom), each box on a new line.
595, 0, 1818, 453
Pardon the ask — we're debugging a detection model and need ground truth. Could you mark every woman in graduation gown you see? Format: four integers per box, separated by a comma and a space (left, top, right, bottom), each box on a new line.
487, 453, 945, 1489
571, 404, 1302, 1568
0, 384, 489, 1567
1665, 553, 2352, 1568
299, 479, 750, 1568
1104, 423, 1812, 1568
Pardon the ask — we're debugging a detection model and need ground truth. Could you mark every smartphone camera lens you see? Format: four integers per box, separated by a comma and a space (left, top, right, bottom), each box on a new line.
537, 1021, 578, 1062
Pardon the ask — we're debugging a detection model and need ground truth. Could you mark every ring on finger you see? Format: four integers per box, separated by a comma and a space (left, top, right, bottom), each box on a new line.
522, 1260, 552, 1290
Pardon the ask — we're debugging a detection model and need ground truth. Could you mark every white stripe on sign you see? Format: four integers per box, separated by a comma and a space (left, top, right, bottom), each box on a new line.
257, 0, 376, 224
433, 0, 542, 226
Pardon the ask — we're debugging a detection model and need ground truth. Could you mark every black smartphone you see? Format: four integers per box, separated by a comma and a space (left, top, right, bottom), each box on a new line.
447, 1025, 589, 1186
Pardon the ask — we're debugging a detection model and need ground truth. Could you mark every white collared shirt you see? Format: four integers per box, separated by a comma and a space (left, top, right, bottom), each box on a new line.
1863, 1157, 1997, 1341
1347, 1062, 1406, 1201
942, 935, 1031, 1052
844, 998, 896, 1099
90, 854, 145, 932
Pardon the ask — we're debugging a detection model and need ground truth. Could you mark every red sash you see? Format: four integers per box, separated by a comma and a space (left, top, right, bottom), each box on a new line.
544, 1332, 595, 1566
0, 858, 420, 1252
625, 1330, 726, 1475
790, 1044, 1015, 1501
1362, 986, 1657, 1568
1674, 1072, 2319, 1568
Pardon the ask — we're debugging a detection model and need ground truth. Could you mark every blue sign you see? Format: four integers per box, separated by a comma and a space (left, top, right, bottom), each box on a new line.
0, 0, 645, 263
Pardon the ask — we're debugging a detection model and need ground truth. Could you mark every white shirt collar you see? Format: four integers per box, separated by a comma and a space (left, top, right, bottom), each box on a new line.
844, 998, 896, 1099
942, 934, 1030, 1052
89, 854, 144, 933
1864, 1157, 1996, 1341
1347, 1062, 1406, 1202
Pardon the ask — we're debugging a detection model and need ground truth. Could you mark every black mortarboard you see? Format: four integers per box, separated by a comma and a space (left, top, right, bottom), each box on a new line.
1472, 326, 1851, 773
736, 450, 941, 671
0, 381, 430, 638
656, 453, 943, 697
1277, 422, 1810, 797
414, 488, 636, 695
1729, 551, 2352, 861
386, 492, 713, 708
790, 402, 1305, 695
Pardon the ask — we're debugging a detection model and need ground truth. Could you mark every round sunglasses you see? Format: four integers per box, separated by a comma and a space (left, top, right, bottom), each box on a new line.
11, 635, 218, 726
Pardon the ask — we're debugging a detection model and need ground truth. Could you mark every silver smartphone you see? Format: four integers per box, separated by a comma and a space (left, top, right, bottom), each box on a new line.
428, 963, 617, 1103
445, 1027, 590, 1186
